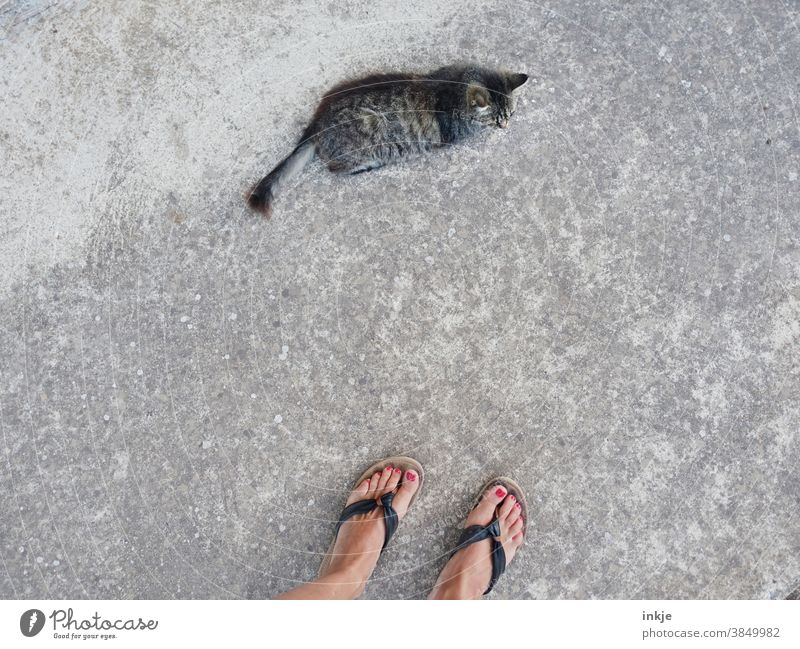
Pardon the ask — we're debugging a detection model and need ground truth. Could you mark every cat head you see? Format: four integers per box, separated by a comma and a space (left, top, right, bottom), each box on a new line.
466, 71, 529, 129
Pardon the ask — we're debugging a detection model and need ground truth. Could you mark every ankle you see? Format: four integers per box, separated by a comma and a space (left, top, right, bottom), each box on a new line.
430, 573, 483, 600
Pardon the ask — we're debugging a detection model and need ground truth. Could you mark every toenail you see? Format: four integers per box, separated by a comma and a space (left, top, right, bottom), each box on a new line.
394, 468, 401, 473
495, 487, 506, 498
509, 495, 516, 501
406, 471, 416, 481
385, 465, 393, 471
515, 502, 521, 509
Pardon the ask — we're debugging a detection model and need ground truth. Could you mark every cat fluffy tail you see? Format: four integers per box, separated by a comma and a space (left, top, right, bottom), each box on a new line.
247, 140, 316, 218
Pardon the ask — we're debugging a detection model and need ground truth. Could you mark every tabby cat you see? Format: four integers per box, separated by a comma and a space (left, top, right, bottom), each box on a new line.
247, 65, 528, 217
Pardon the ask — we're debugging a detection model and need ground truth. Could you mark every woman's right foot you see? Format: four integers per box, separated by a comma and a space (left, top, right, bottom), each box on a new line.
429, 484, 525, 599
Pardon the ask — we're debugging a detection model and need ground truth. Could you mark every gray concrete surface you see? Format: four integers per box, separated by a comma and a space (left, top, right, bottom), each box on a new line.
1, 0, 799, 599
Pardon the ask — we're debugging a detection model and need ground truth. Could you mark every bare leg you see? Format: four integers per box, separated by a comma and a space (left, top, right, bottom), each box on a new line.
429, 484, 525, 599
275, 465, 421, 600
273, 570, 365, 600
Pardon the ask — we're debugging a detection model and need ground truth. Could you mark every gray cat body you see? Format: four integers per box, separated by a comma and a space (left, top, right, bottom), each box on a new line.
247, 65, 528, 217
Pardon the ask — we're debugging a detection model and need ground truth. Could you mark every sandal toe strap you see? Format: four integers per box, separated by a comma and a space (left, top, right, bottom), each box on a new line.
451, 519, 506, 594
334, 491, 399, 552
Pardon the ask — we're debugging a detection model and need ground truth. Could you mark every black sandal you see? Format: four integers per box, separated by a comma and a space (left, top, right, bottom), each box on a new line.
448, 476, 528, 594
318, 455, 424, 576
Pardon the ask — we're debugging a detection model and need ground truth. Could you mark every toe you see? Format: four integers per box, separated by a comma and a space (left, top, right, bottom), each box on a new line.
505, 500, 521, 525
345, 477, 370, 506
391, 468, 420, 518
509, 517, 524, 537
384, 466, 401, 493
377, 464, 393, 491
468, 484, 507, 526
497, 493, 516, 520
368, 471, 382, 497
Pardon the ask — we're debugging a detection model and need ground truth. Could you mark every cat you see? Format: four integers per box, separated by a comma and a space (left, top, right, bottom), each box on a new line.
247, 64, 529, 217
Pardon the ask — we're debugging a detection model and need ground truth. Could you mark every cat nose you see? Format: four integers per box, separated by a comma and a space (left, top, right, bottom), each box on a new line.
498, 118, 508, 128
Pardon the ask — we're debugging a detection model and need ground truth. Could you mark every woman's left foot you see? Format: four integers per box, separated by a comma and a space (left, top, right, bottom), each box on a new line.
429, 483, 525, 599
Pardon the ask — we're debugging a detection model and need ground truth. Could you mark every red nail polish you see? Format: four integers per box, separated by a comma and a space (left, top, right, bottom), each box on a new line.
510, 495, 516, 501
495, 487, 506, 498
385, 465, 393, 471
394, 468, 401, 474
515, 502, 521, 509
406, 471, 416, 481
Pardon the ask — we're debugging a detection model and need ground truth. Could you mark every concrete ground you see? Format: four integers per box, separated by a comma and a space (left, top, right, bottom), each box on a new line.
1, 0, 799, 600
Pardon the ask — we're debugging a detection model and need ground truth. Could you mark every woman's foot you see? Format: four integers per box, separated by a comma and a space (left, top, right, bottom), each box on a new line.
429, 484, 525, 599
319, 464, 420, 596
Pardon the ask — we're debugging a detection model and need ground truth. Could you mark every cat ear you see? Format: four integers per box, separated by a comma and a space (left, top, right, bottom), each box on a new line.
508, 72, 529, 91
467, 84, 490, 110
